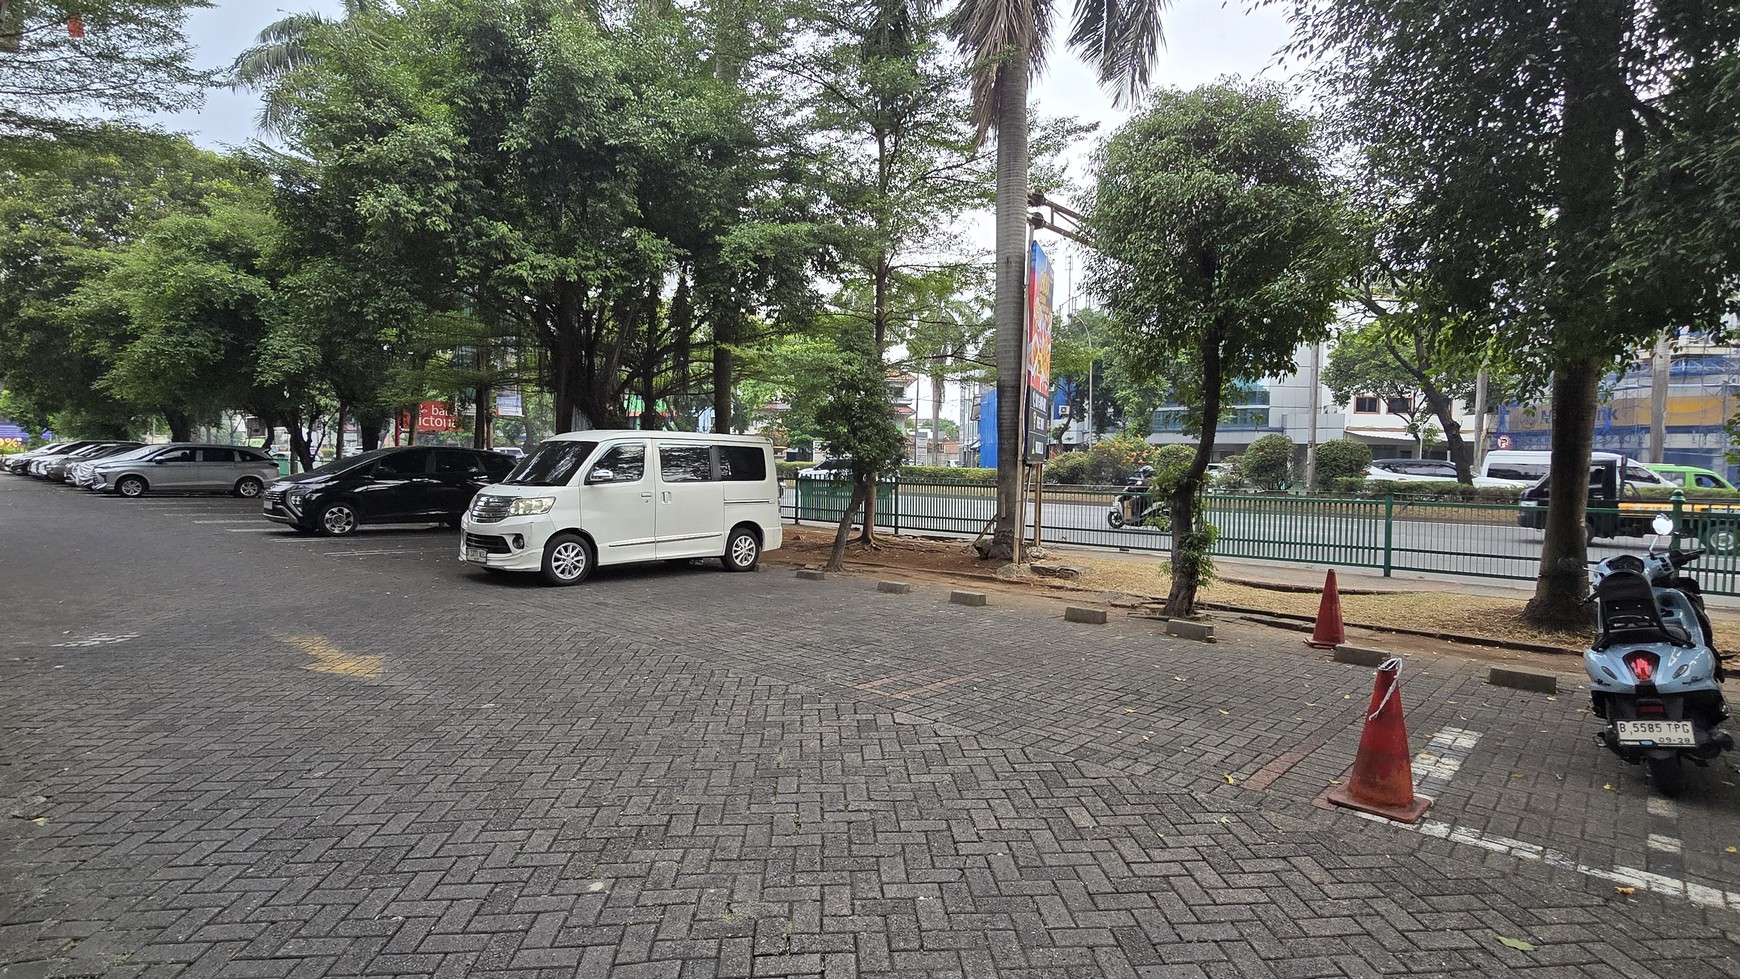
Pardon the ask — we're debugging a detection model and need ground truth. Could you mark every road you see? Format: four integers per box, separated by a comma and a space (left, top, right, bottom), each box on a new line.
789, 481, 1703, 584
3, 477, 1738, 978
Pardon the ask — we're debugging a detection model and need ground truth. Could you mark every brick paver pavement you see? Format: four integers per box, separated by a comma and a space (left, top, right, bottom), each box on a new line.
3, 479, 1738, 978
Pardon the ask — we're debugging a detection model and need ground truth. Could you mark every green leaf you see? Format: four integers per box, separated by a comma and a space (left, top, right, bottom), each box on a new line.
1497, 936, 1536, 952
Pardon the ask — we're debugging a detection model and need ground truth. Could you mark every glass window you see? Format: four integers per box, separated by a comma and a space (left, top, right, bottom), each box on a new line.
1354, 397, 1380, 413
660, 445, 714, 482
153, 448, 197, 463
481, 453, 515, 476
1625, 463, 1665, 485
1489, 464, 1549, 481
589, 443, 647, 483
236, 450, 269, 464
1385, 396, 1414, 415
505, 441, 598, 486
375, 448, 431, 477
1696, 474, 1722, 488
435, 449, 484, 475
199, 448, 236, 463
719, 446, 767, 482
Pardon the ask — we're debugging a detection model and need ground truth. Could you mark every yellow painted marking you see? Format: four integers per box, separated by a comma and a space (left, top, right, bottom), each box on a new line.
280, 634, 383, 680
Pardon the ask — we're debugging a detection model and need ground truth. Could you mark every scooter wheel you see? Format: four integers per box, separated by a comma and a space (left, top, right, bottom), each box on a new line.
1647, 755, 1686, 798
1107, 511, 1126, 529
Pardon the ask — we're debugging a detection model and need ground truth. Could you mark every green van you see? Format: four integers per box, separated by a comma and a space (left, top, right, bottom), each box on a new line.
1646, 464, 1735, 490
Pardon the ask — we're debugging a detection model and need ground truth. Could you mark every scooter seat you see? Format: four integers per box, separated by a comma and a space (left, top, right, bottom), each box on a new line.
1594, 570, 1695, 650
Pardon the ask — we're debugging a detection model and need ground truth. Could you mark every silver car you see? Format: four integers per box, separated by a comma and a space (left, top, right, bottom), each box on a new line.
90, 443, 279, 498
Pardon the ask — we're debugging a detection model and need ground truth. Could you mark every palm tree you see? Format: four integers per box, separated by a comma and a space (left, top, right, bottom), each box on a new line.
950, 0, 1172, 559
229, 0, 389, 133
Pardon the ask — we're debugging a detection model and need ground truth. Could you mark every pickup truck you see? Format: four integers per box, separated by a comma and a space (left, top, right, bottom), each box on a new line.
1518, 459, 1740, 552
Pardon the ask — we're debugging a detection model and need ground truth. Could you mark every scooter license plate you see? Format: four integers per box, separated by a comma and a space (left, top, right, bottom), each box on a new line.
464, 547, 488, 563
1615, 720, 1696, 746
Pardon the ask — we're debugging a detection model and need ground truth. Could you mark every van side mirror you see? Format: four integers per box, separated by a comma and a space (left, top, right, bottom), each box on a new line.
587, 468, 614, 484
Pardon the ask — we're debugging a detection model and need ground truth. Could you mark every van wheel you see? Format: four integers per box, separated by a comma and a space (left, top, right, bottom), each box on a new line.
722, 526, 760, 572
116, 476, 147, 498
233, 476, 263, 499
541, 533, 594, 586
1705, 524, 1739, 555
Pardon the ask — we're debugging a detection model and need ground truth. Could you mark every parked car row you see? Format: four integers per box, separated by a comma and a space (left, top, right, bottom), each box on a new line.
1363, 450, 1726, 490
8, 431, 786, 589
5, 440, 279, 496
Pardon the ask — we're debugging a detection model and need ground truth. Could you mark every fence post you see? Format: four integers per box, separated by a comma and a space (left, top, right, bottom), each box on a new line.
1382, 489, 1395, 577
1671, 488, 1685, 554
891, 478, 901, 535
791, 478, 800, 525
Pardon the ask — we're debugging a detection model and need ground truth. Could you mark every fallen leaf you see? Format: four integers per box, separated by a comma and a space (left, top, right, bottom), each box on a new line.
1727, 846, 1737, 854
1546, 696, 1558, 702
1124, 708, 1136, 714
1603, 784, 1614, 791
1614, 887, 1636, 895
1510, 773, 1524, 779
1218, 709, 1229, 716
1223, 774, 1237, 785
30, 817, 47, 826
1497, 936, 1536, 952
1173, 676, 1188, 682
1141, 735, 1150, 742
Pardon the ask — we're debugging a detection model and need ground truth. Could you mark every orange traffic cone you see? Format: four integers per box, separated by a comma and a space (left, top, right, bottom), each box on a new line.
1321, 658, 1432, 823
1305, 570, 1346, 649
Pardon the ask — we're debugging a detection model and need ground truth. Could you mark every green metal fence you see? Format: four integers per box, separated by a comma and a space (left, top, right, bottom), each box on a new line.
784, 478, 1740, 596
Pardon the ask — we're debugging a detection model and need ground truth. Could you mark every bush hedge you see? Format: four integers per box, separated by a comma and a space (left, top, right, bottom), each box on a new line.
1322, 478, 1523, 502
1314, 438, 1371, 482
1242, 434, 1294, 491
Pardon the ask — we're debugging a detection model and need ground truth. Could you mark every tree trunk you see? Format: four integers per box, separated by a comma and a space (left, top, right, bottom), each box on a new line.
286, 415, 315, 473
473, 384, 493, 450
1419, 383, 1472, 482
985, 46, 1031, 561
713, 312, 733, 435
333, 404, 346, 460
163, 409, 194, 443
826, 482, 868, 571
857, 481, 879, 545
1164, 325, 1223, 618
1523, 0, 1625, 629
930, 368, 944, 466
357, 410, 385, 451
1523, 357, 1602, 630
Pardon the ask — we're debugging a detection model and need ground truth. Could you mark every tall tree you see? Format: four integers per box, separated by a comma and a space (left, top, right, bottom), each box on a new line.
1293, 0, 1740, 627
0, 0, 215, 137
1086, 82, 1352, 616
949, 0, 1175, 560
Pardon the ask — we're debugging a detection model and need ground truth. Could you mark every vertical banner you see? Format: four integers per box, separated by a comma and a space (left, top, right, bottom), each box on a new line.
495, 388, 524, 418
1024, 241, 1056, 462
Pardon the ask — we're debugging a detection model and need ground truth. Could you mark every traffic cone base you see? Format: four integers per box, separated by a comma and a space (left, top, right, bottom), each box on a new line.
1305, 569, 1346, 649
1319, 782, 1433, 824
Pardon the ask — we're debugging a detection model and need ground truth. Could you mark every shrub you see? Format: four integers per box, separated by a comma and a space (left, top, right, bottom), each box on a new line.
899, 465, 996, 484
1314, 438, 1371, 482
1045, 452, 1092, 484
1081, 433, 1158, 484
1322, 478, 1522, 502
1242, 434, 1294, 491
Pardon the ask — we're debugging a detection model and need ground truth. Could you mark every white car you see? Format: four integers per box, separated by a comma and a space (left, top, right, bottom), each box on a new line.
797, 458, 851, 479
1365, 458, 1457, 482
492, 446, 525, 459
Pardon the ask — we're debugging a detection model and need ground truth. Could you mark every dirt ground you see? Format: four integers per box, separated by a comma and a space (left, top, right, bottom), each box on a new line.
768, 528, 1740, 661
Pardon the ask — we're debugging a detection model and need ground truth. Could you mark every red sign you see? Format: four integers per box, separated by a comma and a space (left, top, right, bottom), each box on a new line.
398, 401, 458, 434
1495, 434, 1513, 450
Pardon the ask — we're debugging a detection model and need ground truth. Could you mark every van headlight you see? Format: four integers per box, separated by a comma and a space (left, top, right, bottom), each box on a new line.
508, 497, 556, 515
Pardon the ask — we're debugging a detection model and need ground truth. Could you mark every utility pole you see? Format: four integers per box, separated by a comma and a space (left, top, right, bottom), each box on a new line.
1304, 341, 1322, 492
1650, 330, 1672, 463
1472, 369, 1489, 473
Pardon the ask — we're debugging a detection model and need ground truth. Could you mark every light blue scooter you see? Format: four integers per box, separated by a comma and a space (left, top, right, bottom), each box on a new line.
1585, 515, 1732, 797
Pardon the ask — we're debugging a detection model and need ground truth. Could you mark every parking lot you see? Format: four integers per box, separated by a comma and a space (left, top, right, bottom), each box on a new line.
4, 476, 1740, 978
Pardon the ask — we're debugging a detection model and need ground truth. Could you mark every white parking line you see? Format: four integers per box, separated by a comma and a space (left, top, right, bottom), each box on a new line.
224, 527, 284, 534
320, 548, 439, 557
1412, 726, 1482, 798
193, 519, 265, 524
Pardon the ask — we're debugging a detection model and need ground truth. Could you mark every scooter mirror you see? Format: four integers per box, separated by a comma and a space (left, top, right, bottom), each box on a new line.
1652, 513, 1674, 537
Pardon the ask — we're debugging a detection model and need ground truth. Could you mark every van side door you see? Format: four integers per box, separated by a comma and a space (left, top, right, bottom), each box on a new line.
583, 441, 656, 565
654, 443, 725, 559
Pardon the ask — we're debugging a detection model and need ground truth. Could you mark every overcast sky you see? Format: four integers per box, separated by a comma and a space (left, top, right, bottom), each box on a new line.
159, 0, 1294, 152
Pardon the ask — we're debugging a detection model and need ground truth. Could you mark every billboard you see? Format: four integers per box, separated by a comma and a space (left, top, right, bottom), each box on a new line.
1025, 242, 1056, 461
400, 400, 458, 433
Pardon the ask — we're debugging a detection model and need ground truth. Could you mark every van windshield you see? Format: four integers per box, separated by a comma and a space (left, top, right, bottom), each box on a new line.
505, 441, 598, 486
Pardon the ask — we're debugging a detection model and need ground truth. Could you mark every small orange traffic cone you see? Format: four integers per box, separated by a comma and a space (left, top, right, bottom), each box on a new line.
1305, 570, 1346, 649
1321, 658, 1432, 823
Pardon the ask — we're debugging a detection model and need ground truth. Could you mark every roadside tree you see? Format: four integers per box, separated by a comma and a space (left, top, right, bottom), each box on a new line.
1293, 0, 1740, 628
1314, 437, 1371, 483
1242, 434, 1295, 493
1086, 83, 1352, 616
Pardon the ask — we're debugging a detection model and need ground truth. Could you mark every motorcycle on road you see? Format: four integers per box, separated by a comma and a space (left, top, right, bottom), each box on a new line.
1584, 514, 1732, 796
1107, 467, 1171, 531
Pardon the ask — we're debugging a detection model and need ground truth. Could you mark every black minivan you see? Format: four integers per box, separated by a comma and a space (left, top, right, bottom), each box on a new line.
260, 446, 514, 536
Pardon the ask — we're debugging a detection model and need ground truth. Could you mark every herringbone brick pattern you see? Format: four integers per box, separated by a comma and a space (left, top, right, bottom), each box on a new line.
2, 481, 1737, 978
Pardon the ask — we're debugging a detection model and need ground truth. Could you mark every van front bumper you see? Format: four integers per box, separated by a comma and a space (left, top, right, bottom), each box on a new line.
458, 515, 551, 571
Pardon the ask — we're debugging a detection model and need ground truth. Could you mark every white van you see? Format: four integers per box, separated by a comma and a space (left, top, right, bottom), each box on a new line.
458, 431, 782, 585
1478, 449, 1669, 489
